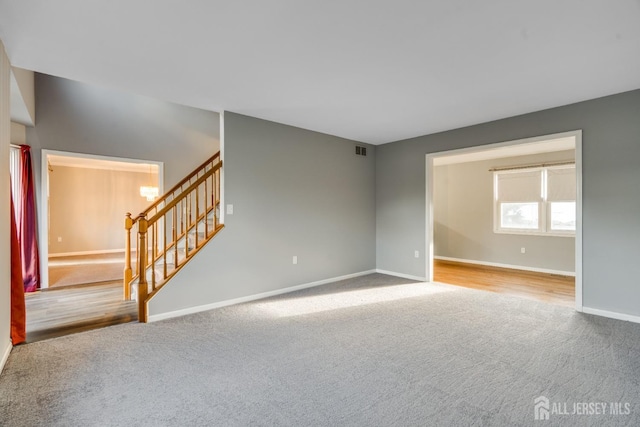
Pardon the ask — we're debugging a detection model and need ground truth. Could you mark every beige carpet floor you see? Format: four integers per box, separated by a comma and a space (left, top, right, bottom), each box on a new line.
2, 273, 640, 426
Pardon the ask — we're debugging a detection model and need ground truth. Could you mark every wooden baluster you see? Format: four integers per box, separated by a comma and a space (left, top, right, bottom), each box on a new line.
214, 169, 219, 229
195, 184, 200, 247
151, 222, 156, 290
180, 198, 184, 236
188, 192, 192, 228
215, 176, 217, 228
184, 196, 189, 258
204, 177, 209, 236
154, 220, 158, 259
173, 206, 178, 267
124, 213, 133, 300
163, 213, 168, 279
137, 215, 149, 323
191, 190, 195, 246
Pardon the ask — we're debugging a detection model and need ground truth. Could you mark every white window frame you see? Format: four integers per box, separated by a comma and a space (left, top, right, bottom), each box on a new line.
9, 144, 21, 206
493, 164, 575, 237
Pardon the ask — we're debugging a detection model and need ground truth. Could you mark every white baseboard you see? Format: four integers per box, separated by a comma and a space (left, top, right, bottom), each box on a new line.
0, 341, 11, 374
148, 269, 377, 322
582, 306, 640, 324
49, 248, 126, 258
434, 256, 575, 277
375, 269, 427, 282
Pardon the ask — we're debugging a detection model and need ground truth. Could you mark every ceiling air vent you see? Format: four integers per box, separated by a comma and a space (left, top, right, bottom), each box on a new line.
355, 145, 367, 156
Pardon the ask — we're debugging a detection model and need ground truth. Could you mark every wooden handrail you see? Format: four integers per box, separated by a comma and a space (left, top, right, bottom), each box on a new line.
148, 162, 221, 225
137, 152, 220, 218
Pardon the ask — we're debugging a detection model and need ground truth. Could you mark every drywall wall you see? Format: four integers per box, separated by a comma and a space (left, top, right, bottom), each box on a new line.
149, 112, 376, 316
434, 150, 575, 273
0, 41, 12, 370
10, 122, 25, 145
48, 166, 158, 254
376, 89, 640, 316
26, 73, 219, 192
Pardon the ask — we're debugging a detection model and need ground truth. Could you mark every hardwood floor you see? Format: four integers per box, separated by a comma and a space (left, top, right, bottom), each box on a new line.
25, 280, 137, 343
48, 252, 125, 288
433, 259, 575, 307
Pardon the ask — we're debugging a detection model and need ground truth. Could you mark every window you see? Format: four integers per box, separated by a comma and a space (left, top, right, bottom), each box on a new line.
494, 164, 575, 236
9, 145, 21, 204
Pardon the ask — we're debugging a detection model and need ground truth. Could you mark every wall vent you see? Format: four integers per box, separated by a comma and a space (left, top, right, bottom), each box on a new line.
355, 145, 367, 156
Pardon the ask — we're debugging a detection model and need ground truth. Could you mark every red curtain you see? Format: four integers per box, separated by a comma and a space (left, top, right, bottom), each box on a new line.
15, 145, 40, 292
10, 191, 26, 345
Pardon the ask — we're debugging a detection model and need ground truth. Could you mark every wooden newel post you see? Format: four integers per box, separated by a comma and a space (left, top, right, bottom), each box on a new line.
124, 213, 133, 300
137, 215, 149, 323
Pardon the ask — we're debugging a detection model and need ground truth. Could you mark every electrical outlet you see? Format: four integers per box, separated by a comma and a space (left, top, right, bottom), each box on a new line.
414, 250, 419, 258
226, 204, 233, 215
292, 256, 298, 265
521, 247, 526, 254
57, 236, 62, 242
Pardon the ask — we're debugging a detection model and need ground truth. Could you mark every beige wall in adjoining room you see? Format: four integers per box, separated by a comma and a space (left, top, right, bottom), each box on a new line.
48, 165, 158, 254
434, 149, 576, 273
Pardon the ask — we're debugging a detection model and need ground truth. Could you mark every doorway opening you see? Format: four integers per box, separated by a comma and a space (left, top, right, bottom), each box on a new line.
426, 130, 582, 310
26, 150, 163, 341
42, 152, 162, 288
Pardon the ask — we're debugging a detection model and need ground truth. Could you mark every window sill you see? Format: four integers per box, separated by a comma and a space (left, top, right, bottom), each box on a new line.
494, 229, 575, 238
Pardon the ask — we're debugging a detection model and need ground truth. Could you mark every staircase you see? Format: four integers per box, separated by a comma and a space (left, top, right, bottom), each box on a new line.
124, 152, 223, 322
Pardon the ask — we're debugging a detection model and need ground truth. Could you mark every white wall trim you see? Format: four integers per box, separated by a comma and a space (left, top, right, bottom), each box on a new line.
148, 269, 376, 322
426, 130, 583, 310
0, 342, 11, 374
582, 307, 640, 325
574, 131, 583, 311
375, 269, 427, 282
219, 111, 225, 225
434, 256, 575, 277
425, 156, 434, 282
49, 248, 126, 258
40, 149, 164, 288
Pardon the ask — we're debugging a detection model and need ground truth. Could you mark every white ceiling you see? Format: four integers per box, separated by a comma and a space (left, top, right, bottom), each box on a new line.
1, 1, 639, 144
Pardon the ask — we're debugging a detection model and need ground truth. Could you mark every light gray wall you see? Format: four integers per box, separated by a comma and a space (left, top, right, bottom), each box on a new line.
376, 89, 640, 316
434, 150, 575, 273
26, 73, 219, 194
149, 113, 376, 316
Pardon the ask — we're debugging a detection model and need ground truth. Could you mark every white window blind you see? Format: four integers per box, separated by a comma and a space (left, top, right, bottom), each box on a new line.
546, 166, 576, 202
496, 170, 542, 202
493, 163, 576, 236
